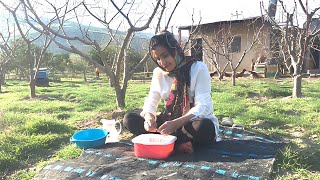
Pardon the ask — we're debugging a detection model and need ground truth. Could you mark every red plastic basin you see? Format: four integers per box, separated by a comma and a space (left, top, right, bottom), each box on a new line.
132, 134, 177, 159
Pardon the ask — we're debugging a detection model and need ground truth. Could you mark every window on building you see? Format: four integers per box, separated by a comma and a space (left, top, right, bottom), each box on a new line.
230, 36, 241, 53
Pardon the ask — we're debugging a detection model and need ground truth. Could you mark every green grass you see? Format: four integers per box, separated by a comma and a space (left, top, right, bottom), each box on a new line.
0, 77, 319, 179
211, 78, 320, 179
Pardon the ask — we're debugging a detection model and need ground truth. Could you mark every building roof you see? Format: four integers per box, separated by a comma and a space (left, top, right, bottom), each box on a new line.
178, 16, 264, 30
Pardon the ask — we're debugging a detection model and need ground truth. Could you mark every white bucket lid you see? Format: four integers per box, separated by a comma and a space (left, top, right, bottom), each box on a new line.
132, 134, 177, 145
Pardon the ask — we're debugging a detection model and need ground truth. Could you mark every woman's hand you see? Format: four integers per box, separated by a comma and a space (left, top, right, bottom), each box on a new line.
157, 120, 180, 135
158, 114, 195, 135
144, 113, 157, 132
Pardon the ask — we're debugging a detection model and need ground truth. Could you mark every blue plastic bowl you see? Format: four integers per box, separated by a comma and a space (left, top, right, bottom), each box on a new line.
70, 128, 109, 149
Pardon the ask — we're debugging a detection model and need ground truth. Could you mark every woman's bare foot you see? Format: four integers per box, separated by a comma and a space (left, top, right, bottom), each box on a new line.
177, 141, 193, 154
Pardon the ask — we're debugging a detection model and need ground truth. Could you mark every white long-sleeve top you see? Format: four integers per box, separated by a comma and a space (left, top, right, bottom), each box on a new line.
141, 61, 220, 139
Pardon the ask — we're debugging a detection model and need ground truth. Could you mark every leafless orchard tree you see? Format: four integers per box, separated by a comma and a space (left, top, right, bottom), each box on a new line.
202, 26, 232, 81
201, 17, 265, 86
0, 18, 17, 92
263, 0, 320, 98
17, 0, 181, 108
0, 1, 54, 98
181, 9, 202, 55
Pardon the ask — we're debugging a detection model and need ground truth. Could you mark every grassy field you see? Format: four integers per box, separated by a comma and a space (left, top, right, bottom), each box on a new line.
0, 76, 319, 179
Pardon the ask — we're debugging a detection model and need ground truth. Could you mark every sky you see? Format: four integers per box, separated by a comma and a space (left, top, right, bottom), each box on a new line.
81, 0, 271, 33
172, 0, 269, 26
170, 0, 269, 34
76, 0, 319, 34
169, 0, 319, 34
0, 0, 319, 36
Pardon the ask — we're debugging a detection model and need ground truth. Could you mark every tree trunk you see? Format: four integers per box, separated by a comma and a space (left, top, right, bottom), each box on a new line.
218, 72, 223, 81
114, 85, 126, 108
83, 70, 87, 82
109, 79, 114, 87
292, 65, 302, 98
232, 70, 236, 86
0, 76, 2, 93
110, 70, 126, 108
2, 71, 5, 85
292, 74, 302, 98
30, 77, 36, 98
28, 46, 36, 98
0, 66, 3, 92
0, 65, 6, 92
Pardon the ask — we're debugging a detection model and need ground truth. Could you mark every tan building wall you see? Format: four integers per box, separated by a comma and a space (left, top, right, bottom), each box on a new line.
184, 19, 271, 73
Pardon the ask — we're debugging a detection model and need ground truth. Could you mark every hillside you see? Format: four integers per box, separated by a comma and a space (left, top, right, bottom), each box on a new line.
29, 22, 153, 54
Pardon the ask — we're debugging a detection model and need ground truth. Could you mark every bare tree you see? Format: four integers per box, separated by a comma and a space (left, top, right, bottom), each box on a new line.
69, 53, 89, 81
202, 17, 265, 86
18, 0, 180, 108
263, 0, 320, 98
202, 27, 232, 81
0, 1, 54, 98
181, 9, 202, 55
0, 18, 17, 92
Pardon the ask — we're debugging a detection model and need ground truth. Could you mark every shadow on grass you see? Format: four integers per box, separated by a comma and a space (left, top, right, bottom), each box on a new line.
57, 113, 71, 120
0, 134, 72, 177
270, 141, 320, 179
17, 119, 76, 135
249, 120, 320, 177
59, 81, 85, 88
245, 90, 291, 99
1, 117, 76, 177
21, 94, 79, 103
278, 134, 320, 172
